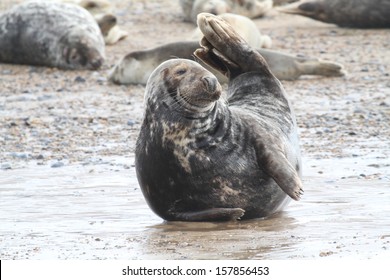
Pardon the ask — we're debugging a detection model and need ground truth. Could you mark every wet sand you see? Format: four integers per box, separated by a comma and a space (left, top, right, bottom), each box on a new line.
1, 0, 389, 259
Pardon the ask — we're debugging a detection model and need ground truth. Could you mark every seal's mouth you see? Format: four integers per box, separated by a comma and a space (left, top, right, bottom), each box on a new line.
176, 88, 219, 113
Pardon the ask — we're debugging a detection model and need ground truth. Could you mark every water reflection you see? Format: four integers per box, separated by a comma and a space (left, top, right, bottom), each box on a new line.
1, 157, 389, 259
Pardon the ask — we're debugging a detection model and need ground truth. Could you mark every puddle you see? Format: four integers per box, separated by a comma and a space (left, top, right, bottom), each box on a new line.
1, 155, 389, 260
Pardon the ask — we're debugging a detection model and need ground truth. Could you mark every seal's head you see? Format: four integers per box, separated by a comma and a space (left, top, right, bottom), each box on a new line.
146, 59, 223, 116
60, 26, 105, 70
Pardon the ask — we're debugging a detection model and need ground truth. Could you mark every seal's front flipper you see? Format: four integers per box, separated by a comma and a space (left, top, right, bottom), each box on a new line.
170, 208, 245, 222
195, 12, 273, 79
255, 139, 303, 201
194, 37, 241, 78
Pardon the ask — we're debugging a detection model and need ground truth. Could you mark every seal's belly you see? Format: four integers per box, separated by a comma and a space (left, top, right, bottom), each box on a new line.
137, 139, 289, 220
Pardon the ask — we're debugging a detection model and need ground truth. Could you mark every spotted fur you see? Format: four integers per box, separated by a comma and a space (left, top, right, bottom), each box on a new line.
135, 14, 302, 222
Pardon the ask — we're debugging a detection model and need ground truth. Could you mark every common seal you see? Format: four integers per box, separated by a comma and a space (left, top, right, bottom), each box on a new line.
108, 40, 345, 85
135, 13, 302, 222
277, 0, 390, 28
180, 0, 273, 24
0, 1, 105, 70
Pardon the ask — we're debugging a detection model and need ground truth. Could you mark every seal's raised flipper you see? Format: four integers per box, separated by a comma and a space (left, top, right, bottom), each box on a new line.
194, 12, 273, 79
254, 137, 303, 201
170, 208, 245, 222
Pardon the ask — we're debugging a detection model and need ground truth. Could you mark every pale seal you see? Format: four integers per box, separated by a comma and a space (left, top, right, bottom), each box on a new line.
135, 13, 302, 222
277, 0, 390, 28
94, 13, 128, 45
0, 1, 105, 70
180, 0, 273, 24
108, 40, 345, 85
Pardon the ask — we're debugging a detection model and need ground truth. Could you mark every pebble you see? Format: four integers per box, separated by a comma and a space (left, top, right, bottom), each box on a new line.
51, 161, 65, 168
127, 120, 136, 126
74, 76, 86, 83
1, 163, 12, 170
9, 152, 29, 159
2, 69, 12, 75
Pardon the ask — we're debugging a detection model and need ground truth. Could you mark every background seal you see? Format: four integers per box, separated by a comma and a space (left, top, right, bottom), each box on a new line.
0, 1, 105, 70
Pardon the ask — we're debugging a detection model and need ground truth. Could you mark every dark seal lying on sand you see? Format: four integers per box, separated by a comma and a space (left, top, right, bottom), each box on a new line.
278, 0, 390, 28
0, 1, 105, 70
135, 13, 303, 222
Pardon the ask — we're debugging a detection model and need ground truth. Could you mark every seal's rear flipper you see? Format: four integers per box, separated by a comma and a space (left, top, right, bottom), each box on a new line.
296, 57, 346, 77
170, 208, 245, 222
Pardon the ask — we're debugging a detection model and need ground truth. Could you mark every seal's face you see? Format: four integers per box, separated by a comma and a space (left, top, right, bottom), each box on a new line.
148, 59, 222, 115
63, 42, 104, 70
61, 28, 105, 70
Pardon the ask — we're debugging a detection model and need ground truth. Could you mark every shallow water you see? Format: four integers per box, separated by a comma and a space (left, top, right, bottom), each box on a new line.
1, 155, 389, 260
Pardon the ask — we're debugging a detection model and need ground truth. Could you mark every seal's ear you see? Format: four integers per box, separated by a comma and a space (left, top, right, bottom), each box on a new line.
161, 67, 170, 79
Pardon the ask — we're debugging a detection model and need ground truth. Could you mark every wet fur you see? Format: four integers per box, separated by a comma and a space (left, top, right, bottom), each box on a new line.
135, 14, 303, 222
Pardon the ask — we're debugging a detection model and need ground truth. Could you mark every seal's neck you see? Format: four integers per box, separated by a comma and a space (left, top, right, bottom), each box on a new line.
177, 101, 230, 147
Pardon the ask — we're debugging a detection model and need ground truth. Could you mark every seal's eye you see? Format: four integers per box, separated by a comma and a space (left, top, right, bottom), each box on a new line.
175, 69, 187, 75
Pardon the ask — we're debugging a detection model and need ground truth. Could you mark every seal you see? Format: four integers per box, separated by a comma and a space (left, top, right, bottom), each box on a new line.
277, 0, 390, 28
73, 0, 128, 45
135, 13, 303, 222
109, 13, 344, 84
180, 0, 273, 24
108, 40, 345, 85
94, 13, 128, 45
0, 1, 105, 70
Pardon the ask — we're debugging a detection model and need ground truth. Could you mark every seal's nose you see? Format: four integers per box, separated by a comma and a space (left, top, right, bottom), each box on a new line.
90, 58, 103, 69
202, 76, 218, 93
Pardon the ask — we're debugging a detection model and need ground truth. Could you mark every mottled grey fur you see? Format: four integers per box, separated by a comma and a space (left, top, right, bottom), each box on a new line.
135, 13, 302, 222
0, 1, 105, 69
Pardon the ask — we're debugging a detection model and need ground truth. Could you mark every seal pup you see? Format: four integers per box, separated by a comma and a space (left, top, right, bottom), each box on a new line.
277, 0, 390, 28
135, 13, 302, 222
94, 13, 128, 45
108, 40, 345, 85
0, 1, 105, 70
59, 0, 128, 44
180, 0, 274, 24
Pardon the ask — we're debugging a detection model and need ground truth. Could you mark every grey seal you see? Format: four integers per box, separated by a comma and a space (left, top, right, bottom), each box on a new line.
180, 0, 273, 24
135, 13, 302, 222
0, 1, 105, 69
108, 40, 345, 85
109, 12, 345, 85
277, 0, 390, 28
